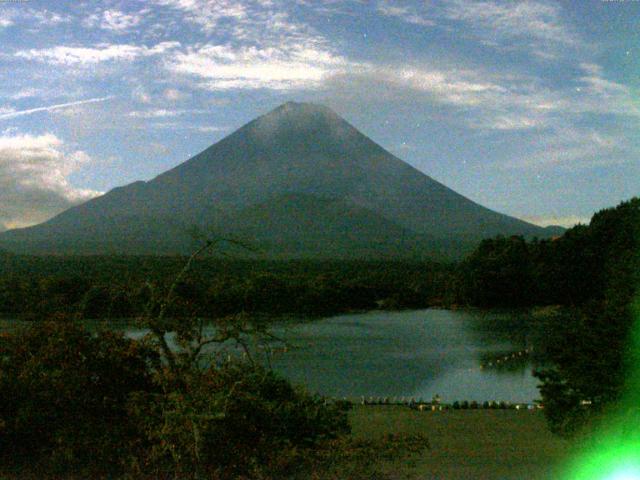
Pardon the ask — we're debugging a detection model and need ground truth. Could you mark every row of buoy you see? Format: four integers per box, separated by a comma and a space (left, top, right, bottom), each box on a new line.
249, 343, 534, 368
323, 397, 544, 410
477, 346, 534, 371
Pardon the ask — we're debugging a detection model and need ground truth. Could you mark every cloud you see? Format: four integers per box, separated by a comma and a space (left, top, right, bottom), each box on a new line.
153, 0, 358, 90
325, 64, 557, 131
503, 128, 631, 170
110, 120, 228, 132
27, 8, 72, 26
11, 2, 354, 94
0, 11, 15, 28
319, 54, 638, 174
0, 7, 71, 30
470, 114, 546, 131
195, 125, 227, 133
153, 0, 248, 33
380, 66, 507, 106
0, 97, 114, 121
15, 42, 180, 65
168, 43, 354, 90
0, 133, 101, 230
127, 108, 206, 118
571, 63, 640, 118
164, 88, 187, 101
376, 1, 435, 27
8, 88, 42, 100
97, 9, 145, 32
326, 53, 640, 135
372, 0, 582, 60
132, 86, 153, 104
132, 142, 171, 156
438, 0, 579, 57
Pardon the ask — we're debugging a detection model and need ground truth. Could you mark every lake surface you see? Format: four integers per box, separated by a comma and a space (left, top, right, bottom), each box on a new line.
0, 309, 541, 403
267, 309, 540, 403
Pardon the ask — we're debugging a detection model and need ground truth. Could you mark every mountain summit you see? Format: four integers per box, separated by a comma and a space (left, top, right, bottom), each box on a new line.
0, 102, 560, 258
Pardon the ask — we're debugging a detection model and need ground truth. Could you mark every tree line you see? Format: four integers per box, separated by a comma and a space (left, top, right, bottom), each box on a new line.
0, 258, 453, 321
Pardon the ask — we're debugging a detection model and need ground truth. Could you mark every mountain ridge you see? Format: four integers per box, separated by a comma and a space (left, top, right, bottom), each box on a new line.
0, 101, 563, 258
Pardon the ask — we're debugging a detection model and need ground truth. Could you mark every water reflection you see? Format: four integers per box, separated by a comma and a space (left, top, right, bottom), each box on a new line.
267, 309, 541, 402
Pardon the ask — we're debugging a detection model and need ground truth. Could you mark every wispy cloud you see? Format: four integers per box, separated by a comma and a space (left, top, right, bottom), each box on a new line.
571, 62, 640, 118
152, 0, 248, 33
195, 125, 228, 133
0, 11, 15, 28
0, 7, 71, 30
503, 128, 631, 170
27, 8, 72, 27
8, 88, 43, 100
376, 0, 580, 59
328, 55, 639, 135
442, 0, 575, 43
0, 97, 114, 121
131, 122, 229, 132
151, 0, 359, 90
164, 88, 188, 101
169, 43, 354, 90
439, 0, 579, 58
381, 66, 508, 106
127, 108, 206, 118
95, 9, 146, 32
15, 42, 180, 65
325, 64, 555, 131
376, 1, 434, 27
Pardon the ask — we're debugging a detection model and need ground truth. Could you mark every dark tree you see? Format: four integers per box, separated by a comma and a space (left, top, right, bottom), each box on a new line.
534, 198, 640, 435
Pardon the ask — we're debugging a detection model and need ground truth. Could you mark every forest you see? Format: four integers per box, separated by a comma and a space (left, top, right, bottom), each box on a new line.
455, 198, 639, 309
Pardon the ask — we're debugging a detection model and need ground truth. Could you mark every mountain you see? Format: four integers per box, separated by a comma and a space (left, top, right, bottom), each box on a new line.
0, 102, 562, 259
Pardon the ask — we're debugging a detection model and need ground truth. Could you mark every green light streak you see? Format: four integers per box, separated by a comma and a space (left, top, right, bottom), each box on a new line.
563, 296, 640, 480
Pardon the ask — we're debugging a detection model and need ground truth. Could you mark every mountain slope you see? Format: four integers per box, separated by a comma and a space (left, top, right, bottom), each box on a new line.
211, 193, 448, 259
0, 102, 560, 258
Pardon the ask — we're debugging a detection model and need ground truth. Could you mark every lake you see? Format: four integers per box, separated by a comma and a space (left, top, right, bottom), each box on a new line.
267, 309, 540, 403
0, 309, 542, 403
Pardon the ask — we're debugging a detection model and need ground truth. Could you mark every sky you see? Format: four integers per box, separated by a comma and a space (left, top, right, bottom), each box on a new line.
0, 0, 638, 231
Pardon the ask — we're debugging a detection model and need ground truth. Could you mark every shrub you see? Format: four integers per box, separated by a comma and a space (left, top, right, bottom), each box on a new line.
0, 320, 352, 479
0, 320, 158, 476
129, 361, 351, 479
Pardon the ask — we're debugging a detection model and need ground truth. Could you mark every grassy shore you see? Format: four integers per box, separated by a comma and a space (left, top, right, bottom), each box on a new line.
349, 405, 572, 479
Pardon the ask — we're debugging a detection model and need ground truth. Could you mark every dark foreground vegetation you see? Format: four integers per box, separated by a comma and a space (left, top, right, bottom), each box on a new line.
0, 280, 429, 479
0, 197, 637, 477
